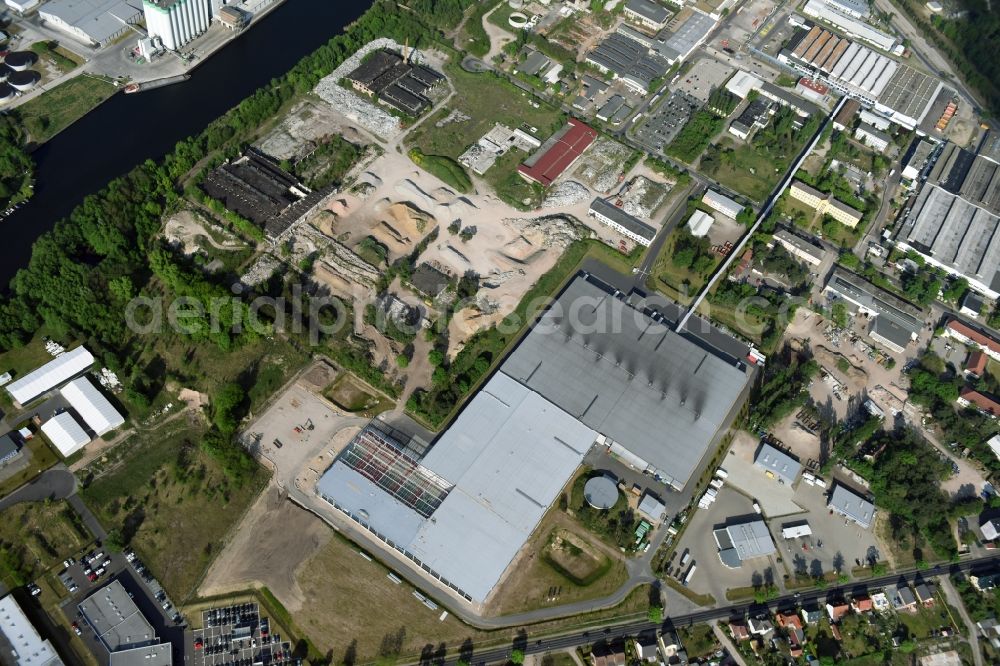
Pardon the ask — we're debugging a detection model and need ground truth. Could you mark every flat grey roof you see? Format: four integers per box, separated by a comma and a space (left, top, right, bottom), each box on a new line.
79, 581, 156, 652
754, 442, 801, 484
625, 0, 671, 23
589, 198, 656, 240
586, 33, 668, 91
824, 267, 925, 335
500, 273, 750, 489
877, 66, 943, 125
871, 315, 912, 349
828, 483, 874, 528
660, 11, 715, 62
317, 373, 596, 602
897, 183, 1000, 293
109, 643, 171, 666
715, 519, 775, 564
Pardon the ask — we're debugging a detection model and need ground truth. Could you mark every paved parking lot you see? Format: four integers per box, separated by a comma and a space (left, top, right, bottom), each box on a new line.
673, 56, 734, 103
771, 477, 881, 578
191, 604, 295, 666
723, 433, 803, 517
670, 487, 777, 600
632, 91, 702, 156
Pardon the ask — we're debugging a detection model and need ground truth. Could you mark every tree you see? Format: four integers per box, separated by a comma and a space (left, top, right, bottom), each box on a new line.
106, 528, 126, 552
510, 650, 525, 665
213, 383, 246, 434
647, 606, 663, 623
428, 349, 444, 366
395, 355, 409, 368
831, 302, 849, 329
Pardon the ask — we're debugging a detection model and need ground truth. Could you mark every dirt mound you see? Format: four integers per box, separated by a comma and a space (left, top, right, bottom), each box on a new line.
311, 210, 338, 238
501, 235, 539, 262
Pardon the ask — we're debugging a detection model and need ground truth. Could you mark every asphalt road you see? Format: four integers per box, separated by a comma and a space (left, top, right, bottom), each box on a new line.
418, 553, 1000, 666
0, 465, 76, 511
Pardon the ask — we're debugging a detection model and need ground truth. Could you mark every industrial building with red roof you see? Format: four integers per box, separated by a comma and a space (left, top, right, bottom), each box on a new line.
517, 118, 597, 186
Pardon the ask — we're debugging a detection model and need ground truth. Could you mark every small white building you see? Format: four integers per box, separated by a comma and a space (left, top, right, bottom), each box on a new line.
687, 210, 714, 237
854, 122, 891, 152
60, 377, 125, 436
701, 189, 743, 219
781, 523, 812, 539
41, 412, 91, 457
5, 346, 94, 407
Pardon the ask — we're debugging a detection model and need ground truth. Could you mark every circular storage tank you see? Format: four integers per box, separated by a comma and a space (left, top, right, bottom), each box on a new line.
4, 51, 36, 72
584, 474, 619, 510
0, 84, 15, 104
508, 11, 529, 29
8, 70, 39, 92
508, 0, 524, 8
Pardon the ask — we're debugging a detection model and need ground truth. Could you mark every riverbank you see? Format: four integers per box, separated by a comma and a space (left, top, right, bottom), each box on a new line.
12, 0, 291, 149
0, 0, 375, 287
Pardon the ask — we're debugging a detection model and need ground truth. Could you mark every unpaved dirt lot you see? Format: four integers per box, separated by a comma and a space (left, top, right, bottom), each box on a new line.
199, 485, 332, 611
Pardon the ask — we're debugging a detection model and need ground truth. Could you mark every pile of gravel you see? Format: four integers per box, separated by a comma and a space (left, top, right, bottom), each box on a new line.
541, 180, 589, 208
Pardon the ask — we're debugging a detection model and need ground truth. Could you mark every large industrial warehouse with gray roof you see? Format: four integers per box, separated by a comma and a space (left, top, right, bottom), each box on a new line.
895, 142, 1000, 299
316, 272, 753, 604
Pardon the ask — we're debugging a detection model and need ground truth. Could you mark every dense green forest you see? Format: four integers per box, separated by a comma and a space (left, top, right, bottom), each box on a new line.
0, 117, 34, 211
897, 0, 1000, 116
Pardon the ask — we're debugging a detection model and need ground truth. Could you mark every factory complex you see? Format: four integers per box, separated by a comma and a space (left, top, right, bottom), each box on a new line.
779, 25, 946, 128
895, 142, 1000, 299
316, 272, 752, 604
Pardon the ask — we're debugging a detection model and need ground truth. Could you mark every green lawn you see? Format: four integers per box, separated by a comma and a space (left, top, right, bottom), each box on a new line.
17, 75, 118, 144
0, 499, 92, 586
406, 58, 565, 185
699, 138, 786, 202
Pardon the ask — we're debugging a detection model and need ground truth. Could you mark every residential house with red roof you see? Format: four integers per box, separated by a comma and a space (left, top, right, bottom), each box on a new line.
944, 319, 1000, 362
958, 387, 1000, 417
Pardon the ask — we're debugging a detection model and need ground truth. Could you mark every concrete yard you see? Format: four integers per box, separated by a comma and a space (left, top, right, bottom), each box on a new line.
723, 432, 803, 518
670, 488, 778, 602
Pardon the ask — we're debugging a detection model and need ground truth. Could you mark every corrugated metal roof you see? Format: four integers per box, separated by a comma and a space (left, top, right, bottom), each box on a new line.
500, 274, 750, 489
316, 373, 596, 602
41, 412, 90, 457
60, 377, 124, 436
6, 346, 94, 405
828, 483, 874, 528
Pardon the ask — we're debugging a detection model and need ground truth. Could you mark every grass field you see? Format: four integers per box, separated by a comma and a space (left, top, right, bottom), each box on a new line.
293, 526, 654, 663
29, 41, 82, 74
677, 624, 718, 659
324, 375, 392, 416
80, 417, 268, 602
0, 500, 92, 586
17, 75, 118, 144
487, 504, 629, 615
406, 58, 564, 204
699, 139, 784, 202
